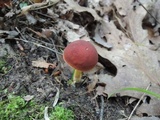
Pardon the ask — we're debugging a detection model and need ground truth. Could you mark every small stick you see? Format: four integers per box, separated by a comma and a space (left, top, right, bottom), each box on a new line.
14, 37, 62, 55
127, 83, 151, 120
15, 27, 62, 55
100, 95, 104, 120
44, 106, 50, 120
50, 38, 60, 62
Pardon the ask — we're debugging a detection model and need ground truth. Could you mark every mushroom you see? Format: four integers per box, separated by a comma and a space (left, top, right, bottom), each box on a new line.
63, 40, 98, 83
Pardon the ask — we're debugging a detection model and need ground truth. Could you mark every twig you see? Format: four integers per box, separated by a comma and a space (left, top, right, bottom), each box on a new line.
14, 27, 62, 55
50, 38, 60, 62
127, 83, 151, 120
100, 95, 104, 120
52, 87, 60, 107
44, 106, 50, 120
14, 37, 62, 55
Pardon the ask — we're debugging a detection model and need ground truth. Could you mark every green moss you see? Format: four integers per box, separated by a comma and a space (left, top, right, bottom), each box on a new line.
50, 105, 75, 120
0, 95, 45, 120
0, 94, 75, 120
0, 58, 10, 74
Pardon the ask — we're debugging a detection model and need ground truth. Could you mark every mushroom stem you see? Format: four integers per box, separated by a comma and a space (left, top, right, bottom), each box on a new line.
72, 69, 82, 83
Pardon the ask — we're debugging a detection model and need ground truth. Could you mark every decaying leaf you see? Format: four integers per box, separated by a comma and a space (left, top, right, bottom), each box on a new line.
25, 13, 37, 25
64, 0, 101, 21
113, 0, 132, 16
93, 24, 113, 49
136, 97, 160, 116
88, 0, 160, 116
5, 11, 15, 18
143, 0, 160, 34
92, 84, 107, 99
0, 30, 19, 38
87, 75, 98, 93
37, 88, 45, 94
23, 95, 34, 101
92, 0, 160, 99
32, 60, 56, 68
124, 2, 148, 43
130, 116, 160, 120
65, 31, 81, 42
96, 85, 106, 96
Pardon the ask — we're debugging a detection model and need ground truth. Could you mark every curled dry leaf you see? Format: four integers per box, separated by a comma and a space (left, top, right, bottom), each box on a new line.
136, 97, 160, 116
96, 85, 107, 96
23, 95, 34, 101
64, 0, 101, 21
93, 24, 113, 49
87, 75, 98, 93
92, 85, 107, 99
130, 116, 160, 120
62, 21, 88, 42
0, 30, 19, 38
113, 0, 132, 16
25, 13, 37, 25
65, 31, 81, 42
32, 60, 56, 69
5, 11, 15, 18
42, 29, 53, 38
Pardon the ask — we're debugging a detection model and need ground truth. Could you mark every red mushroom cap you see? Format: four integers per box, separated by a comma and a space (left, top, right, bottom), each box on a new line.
63, 40, 98, 71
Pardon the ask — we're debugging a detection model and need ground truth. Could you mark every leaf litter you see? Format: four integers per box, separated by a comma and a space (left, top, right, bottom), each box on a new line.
0, 0, 160, 119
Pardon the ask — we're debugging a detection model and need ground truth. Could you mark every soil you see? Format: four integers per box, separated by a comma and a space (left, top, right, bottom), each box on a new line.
0, 1, 134, 120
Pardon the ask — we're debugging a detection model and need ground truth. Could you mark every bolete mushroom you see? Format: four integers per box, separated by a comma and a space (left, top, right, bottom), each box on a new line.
63, 40, 98, 83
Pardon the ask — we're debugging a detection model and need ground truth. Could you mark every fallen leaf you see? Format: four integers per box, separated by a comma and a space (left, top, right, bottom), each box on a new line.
5, 11, 15, 18
32, 60, 56, 68
130, 116, 160, 120
25, 13, 37, 25
93, 24, 113, 49
0, 30, 19, 38
23, 95, 34, 101
65, 30, 81, 42
42, 29, 53, 38
87, 75, 98, 93
92, 0, 160, 99
123, 1, 148, 43
96, 85, 106, 96
37, 88, 45, 94
136, 97, 160, 116
113, 0, 132, 16
64, 0, 101, 21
